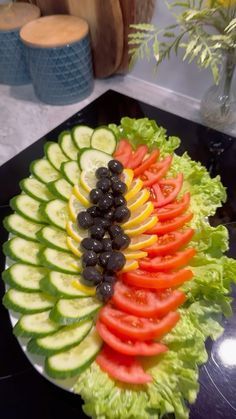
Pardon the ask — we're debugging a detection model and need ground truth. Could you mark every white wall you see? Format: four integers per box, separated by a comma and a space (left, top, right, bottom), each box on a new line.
130, 1, 213, 101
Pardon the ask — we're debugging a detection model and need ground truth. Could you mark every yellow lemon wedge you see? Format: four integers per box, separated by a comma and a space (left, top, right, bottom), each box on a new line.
68, 194, 86, 222
128, 234, 158, 251
125, 178, 143, 201
66, 220, 88, 243
71, 279, 96, 296
123, 250, 147, 260
121, 259, 139, 272
80, 169, 97, 192
121, 169, 134, 190
122, 201, 154, 229
124, 215, 158, 237
66, 236, 82, 257
73, 184, 90, 207
127, 189, 150, 212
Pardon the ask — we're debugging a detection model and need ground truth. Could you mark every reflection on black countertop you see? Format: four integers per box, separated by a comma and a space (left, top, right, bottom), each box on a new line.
0, 90, 236, 419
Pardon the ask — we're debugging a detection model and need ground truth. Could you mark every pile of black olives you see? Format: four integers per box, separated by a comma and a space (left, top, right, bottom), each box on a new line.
77, 159, 131, 302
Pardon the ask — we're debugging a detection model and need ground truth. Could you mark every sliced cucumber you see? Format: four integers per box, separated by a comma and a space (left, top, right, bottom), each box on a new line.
48, 178, 72, 201
61, 161, 81, 186
10, 194, 46, 224
45, 328, 102, 378
13, 310, 60, 338
2, 264, 47, 292
79, 149, 112, 172
91, 127, 117, 154
50, 297, 101, 325
40, 272, 87, 298
28, 319, 92, 356
58, 131, 79, 161
3, 289, 55, 314
30, 158, 60, 184
41, 199, 68, 230
3, 214, 42, 241
37, 226, 70, 253
39, 248, 81, 274
20, 177, 53, 203
3, 237, 43, 266
72, 125, 93, 149
44, 142, 69, 171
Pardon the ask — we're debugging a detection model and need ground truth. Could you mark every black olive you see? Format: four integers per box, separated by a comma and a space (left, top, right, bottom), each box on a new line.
113, 206, 131, 223
96, 282, 114, 302
81, 267, 103, 286
104, 208, 115, 220
110, 175, 120, 184
108, 224, 124, 238
114, 195, 127, 207
103, 271, 116, 284
93, 217, 111, 229
112, 233, 131, 250
98, 252, 112, 268
82, 250, 97, 267
77, 211, 93, 229
107, 251, 126, 272
98, 193, 113, 211
96, 178, 111, 193
81, 238, 103, 253
89, 189, 103, 204
95, 167, 110, 179
89, 225, 105, 240
102, 238, 113, 252
111, 180, 127, 195
87, 206, 101, 218
108, 159, 123, 174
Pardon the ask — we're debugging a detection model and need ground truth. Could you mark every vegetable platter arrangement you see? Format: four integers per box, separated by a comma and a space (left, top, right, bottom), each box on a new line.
2, 117, 236, 419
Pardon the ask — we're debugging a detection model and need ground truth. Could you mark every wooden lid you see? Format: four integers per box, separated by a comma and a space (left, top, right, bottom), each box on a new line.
20, 15, 89, 48
0, 2, 40, 31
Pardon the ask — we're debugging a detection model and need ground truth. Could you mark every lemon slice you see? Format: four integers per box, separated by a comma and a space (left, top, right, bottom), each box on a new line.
71, 279, 96, 296
66, 236, 82, 257
127, 189, 150, 212
125, 178, 143, 201
66, 220, 88, 243
121, 259, 139, 272
68, 194, 86, 222
122, 201, 154, 229
73, 184, 90, 207
121, 169, 134, 190
128, 234, 158, 251
80, 169, 97, 193
123, 250, 147, 260
124, 215, 158, 237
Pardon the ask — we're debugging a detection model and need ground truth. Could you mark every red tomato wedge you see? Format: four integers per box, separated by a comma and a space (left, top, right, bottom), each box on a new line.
99, 305, 180, 341
141, 155, 173, 187
123, 269, 193, 289
127, 145, 148, 169
147, 212, 193, 235
155, 192, 191, 221
96, 320, 168, 356
114, 139, 132, 167
112, 281, 186, 317
151, 173, 183, 207
96, 345, 152, 384
133, 150, 160, 177
139, 248, 196, 272
145, 228, 195, 256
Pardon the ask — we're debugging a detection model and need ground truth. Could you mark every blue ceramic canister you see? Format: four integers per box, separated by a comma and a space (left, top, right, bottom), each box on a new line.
20, 15, 94, 105
0, 2, 40, 85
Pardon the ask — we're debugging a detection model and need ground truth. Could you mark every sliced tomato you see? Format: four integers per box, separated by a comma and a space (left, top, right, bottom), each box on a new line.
139, 248, 196, 272
155, 192, 191, 221
133, 149, 160, 177
112, 281, 186, 317
96, 344, 152, 384
147, 212, 193, 235
123, 269, 193, 289
114, 139, 132, 167
99, 305, 180, 341
151, 173, 183, 207
140, 155, 173, 187
145, 228, 195, 256
96, 320, 168, 356
127, 145, 148, 169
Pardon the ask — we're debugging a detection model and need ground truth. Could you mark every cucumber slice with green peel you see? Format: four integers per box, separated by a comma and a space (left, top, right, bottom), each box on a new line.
40, 272, 87, 298
10, 195, 46, 224
91, 127, 117, 154
30, 159, 60, 184
58, 131, 79, 161
44, 142, 69, 171
79, 149, 112, 172
28, 319, 93, 356
3, 289, 55, 314
72, 125, 93, 149
20, 178, 54, 202
61, 161, 81, 186
48, 178, 72, 201
37, 226, 70, 253
3, 238, 43, 266
13, 310, 60, 338
2, 264, 47, 292
3, 214, 42, 241
39, 248, 81, 274
45, 328, 102, 379
41, 199, 69, 230
49, 297, 101, 325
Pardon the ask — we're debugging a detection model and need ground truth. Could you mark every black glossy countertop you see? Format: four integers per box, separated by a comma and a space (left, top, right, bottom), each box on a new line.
0, 90, 236, 419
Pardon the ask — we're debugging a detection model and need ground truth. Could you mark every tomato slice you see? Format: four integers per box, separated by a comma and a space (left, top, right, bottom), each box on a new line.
145, 228, 195, 256
112, 281, 186, 317
114, 139, 132, 167
147, 212, 193, 235
96, 344, 152, 384
151, 173, 183, 207
123, 269, 193, 289
96, 320, 168, 356
139, 248, 196, 272
133, 150, 160, 177
155, 192, 191, 221
127, 145, 148, 169
99, 305, 180, 341
141, 155, 173, 187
